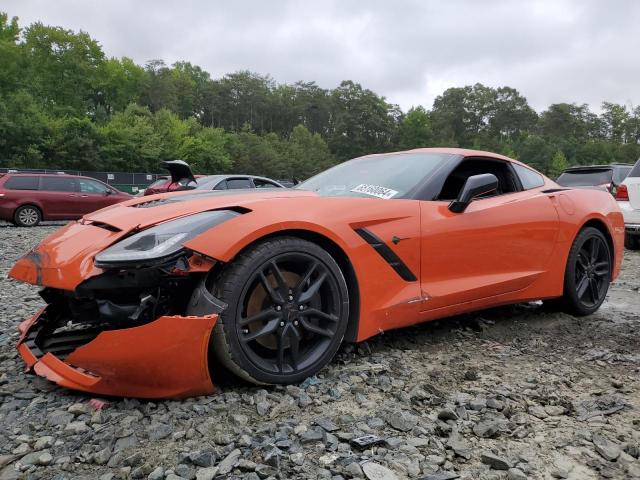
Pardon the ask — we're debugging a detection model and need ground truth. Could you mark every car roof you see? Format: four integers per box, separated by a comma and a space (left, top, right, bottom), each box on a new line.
3, 172, 105, 181
196, 174, 283, 185
360, 147, 531, 168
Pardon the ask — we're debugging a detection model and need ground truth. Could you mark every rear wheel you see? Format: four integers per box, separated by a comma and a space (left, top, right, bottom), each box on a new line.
14, 205, 41, 227
560, 227, 611, 316
210, 237, 349, 384
625, 233, 639, 250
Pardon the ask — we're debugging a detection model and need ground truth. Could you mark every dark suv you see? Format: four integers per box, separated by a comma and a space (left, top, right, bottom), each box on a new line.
0, 173, 131, 226
556, 163, 633, 195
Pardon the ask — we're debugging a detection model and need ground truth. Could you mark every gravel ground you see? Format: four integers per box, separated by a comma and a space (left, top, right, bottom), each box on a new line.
0, 224, 639, 480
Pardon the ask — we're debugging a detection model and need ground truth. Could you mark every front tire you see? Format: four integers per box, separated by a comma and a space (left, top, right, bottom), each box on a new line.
560, 227, 611, 316
14, 205, 41, 227
210, 237, 349, 384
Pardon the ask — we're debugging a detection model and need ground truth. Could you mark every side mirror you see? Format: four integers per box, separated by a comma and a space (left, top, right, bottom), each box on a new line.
448, 173, 498, 213
105, 189, 113, 196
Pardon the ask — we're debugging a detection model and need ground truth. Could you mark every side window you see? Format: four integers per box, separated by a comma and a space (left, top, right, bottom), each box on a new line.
41, 176, 76, 192
79, 179, 109, 193
253, 179, 280, 189
213, 180, 227, 190
4, 176, 39, 190
226, 178, 252, 189
513, 164, 545, 190
437, 159, 520, 201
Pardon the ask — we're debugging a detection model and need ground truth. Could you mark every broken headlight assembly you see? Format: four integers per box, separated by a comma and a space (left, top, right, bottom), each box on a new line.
94, 210, 239, 268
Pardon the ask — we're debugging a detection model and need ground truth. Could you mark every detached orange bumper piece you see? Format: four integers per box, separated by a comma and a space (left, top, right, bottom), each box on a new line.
18, 310, 217, 399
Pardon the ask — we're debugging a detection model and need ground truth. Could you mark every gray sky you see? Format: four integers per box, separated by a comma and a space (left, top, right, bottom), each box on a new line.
5, 0, 640, 112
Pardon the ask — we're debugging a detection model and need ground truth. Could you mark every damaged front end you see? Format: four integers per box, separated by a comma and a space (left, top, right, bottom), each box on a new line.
17, 255, 224, 399
10, 211, 239, 399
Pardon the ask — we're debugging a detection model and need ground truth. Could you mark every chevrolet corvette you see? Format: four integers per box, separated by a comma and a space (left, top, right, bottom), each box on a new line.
9, 148, 624, 398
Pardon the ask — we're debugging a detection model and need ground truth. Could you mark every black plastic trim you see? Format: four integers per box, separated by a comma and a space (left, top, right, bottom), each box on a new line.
542, 188, 571, 193
354, 228, 417, 282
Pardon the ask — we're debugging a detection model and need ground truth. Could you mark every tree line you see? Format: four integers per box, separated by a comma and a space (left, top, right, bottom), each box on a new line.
1, 12, 639, 179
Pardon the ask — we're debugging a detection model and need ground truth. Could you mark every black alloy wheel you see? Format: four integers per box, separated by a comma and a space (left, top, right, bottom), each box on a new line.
561, 227, 611, 316
574, 236, 610, 307
211, 237, 349, 384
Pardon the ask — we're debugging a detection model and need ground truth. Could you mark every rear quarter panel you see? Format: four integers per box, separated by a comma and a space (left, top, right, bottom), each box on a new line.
551, 188, 624, 280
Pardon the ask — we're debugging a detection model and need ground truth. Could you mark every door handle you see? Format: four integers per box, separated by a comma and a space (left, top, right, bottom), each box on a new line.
80, 195, 89, 198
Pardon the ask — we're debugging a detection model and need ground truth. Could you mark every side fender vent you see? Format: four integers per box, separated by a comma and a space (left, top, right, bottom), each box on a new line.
354, 228, 417, 282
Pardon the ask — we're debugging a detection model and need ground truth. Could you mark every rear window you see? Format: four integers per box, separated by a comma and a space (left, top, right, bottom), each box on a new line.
41, 176, 76, 192
4, 176, 39, 190
629, 159, 640, 178
556, 170, 613, 187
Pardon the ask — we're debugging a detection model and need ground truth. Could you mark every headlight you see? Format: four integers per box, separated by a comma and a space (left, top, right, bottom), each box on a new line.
94, 210, 239, 267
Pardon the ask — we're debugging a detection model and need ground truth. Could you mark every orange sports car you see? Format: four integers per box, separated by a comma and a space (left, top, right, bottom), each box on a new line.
9, 148, 624, 398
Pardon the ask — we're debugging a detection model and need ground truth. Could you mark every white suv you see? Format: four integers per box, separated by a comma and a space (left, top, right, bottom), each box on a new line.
617, 158, 640, 250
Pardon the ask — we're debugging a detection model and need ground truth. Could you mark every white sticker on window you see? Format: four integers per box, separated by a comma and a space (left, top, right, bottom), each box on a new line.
350, 184, 398, 199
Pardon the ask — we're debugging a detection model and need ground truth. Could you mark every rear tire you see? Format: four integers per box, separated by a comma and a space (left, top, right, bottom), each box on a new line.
560, 227, 611, 316
210, 237, 349, 385
625, 233, 639, 250
14, 205, 41, 227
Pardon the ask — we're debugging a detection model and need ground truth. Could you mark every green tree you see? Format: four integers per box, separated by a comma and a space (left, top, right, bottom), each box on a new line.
43, 116, 102, 170
95, 57, 146, 117
396, 106, 432, 149
514, 135, 555, 172
179, 127, 231, 173
601, 102, 630, 143
0, 13, 22, 94
152, 108, 190, 159
139, 60, 177, 113
23, 22, 104, 115
548, 150, 569, 178
98, 104, 161, 171
328, 80, 399, 160
0, 90, 49, 168
285, 124, 336, 178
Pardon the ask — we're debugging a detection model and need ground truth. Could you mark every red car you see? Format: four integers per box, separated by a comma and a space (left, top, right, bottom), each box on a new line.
144, 160, 202, 195
0, 173, 131, 226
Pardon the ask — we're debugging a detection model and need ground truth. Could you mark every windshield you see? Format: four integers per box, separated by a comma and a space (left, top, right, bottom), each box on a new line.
557, 170, 613, 186
297, 153, 454, 198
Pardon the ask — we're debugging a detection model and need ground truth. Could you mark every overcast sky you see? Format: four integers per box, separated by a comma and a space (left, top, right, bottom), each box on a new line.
6, 0, 640, 112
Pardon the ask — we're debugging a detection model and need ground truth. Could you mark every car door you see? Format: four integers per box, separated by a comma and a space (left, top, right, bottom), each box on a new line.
419, 159, 559, 312
39, 176, 79, 218
77, 178, 115, 214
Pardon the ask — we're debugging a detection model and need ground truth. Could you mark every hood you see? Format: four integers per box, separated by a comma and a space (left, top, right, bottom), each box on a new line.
84, 189, 317, 232
162, 160, 196, 184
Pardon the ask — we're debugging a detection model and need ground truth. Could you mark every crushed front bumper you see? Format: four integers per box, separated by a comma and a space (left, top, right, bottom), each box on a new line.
10, 220, 226, 399
17, 307, 217, 399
